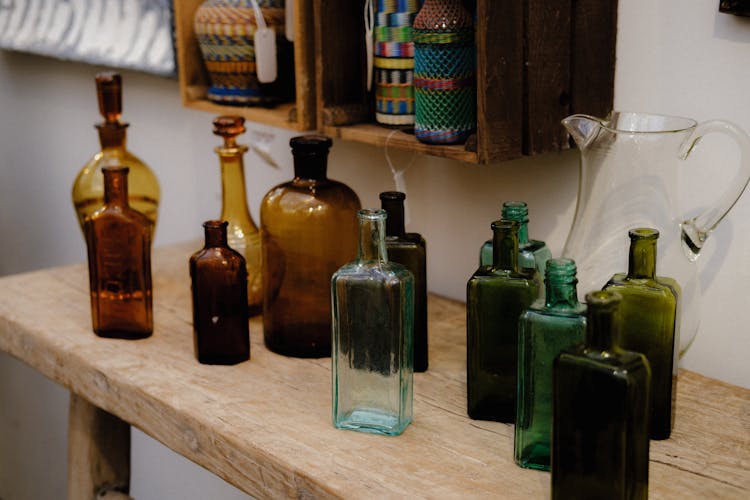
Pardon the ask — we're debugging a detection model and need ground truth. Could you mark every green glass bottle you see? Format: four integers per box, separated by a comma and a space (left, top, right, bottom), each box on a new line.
603, 228, 680, 440
380, 191, 428, 372
467, 220, 540, 422
514, 258, 586, 471
479, 201, 551, 278
553, 290, 651, 500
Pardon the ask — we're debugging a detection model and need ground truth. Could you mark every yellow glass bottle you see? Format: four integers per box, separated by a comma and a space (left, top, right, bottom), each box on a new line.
212, 116, 263, 315
72, 72, 160, 235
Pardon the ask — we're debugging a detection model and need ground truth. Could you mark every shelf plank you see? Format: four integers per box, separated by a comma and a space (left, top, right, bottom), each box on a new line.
0, 243, 748, 499
183, 97, 299, 132
324, 123, 479, 163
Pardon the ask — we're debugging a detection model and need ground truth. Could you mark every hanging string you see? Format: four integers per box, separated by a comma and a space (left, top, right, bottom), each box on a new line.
384, 129, 418, 225
364, 0, 374, 91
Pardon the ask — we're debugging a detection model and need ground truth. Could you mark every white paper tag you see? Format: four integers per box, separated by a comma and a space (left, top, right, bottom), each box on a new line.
285, 0, 295, 42
255, 27, 277, 83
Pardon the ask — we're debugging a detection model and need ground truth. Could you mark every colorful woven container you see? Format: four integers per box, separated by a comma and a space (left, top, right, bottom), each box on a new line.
413, 0, 476, 144
374, 0, 422, 127
194, 0, 286, 106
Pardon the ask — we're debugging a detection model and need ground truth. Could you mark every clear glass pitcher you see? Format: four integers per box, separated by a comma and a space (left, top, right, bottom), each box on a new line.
562, 111, 750, 356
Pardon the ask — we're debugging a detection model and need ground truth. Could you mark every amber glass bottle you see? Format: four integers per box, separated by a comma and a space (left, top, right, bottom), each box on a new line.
261, 135, 361, 357
212, 116, 263, 315
190, 220, 250, 365
84, 166, 153, 339
72, 72, 159, 235
380, 191, 428, 372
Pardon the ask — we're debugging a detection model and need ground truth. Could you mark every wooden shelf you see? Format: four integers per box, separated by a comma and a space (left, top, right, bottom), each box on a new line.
0, 243, 748, 498
173, 0, 316, 131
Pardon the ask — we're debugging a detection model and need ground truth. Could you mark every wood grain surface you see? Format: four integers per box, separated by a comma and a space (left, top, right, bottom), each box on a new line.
0, 242, 747, 499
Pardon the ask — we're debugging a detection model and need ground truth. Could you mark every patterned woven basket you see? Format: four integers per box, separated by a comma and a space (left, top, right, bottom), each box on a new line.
374, 0, 422, 127
194, 0, 286, 106
413, 0, 476, 144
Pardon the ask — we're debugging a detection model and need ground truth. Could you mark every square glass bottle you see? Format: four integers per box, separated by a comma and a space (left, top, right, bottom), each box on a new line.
604, 228, 680, 440
331, 209, 414, 436
515, 258, 586, 471
467, 220, 540, 422
553, 290, 651, 500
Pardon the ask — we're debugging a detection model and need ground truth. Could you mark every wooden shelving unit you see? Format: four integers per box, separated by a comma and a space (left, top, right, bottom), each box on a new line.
173, 0, 617, 163
0, 243, 747, 497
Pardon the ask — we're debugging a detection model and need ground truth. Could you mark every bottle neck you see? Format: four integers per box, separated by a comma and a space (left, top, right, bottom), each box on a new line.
97, 123, 127, 150
545, 280, 579, 309
358, 211, 388, 263
586, 306, 620, 352
216, 146, 253, 223
628, 236, 657, 279
492, 223, 519, 271
204, 222, 228, 248
382, 200, 406, 237
293, 152, 328, 180
103, 170, 129, 207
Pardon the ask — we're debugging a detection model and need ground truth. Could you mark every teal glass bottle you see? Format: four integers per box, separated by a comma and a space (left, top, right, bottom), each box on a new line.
380, 191, 428, 372
552, 290, 651, 500
603, 228, 680, 440
467, 220, 540, 422
331, 209, 414, 436
479, 201, 551, 278
514, 258, 586, 471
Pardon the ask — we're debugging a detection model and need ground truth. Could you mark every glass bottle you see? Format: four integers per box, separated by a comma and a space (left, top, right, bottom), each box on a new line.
331, 209, 414, 436
261, 135, 361, 357
466, 220, 540, 422
479, 201, 551, 278
190, 220, 250, 365
380, 191, 428, 372
84, 166, 153, 339
552, 290, 651, 500
514, 258, 586, 471
72, 72, 160, 236
603, 228, 680, 440
212, 116, 263, 315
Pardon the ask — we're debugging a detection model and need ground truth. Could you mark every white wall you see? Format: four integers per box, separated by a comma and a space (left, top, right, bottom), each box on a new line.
0, 1, 748, 498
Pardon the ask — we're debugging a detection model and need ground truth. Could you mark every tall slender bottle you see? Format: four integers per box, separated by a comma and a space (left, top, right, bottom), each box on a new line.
212, 116, 263, 315
190, 220, 250, 365
380, 191, 428, 372
466, 220, 540, 422
331, 209, 414, 436
553, 290, 651, 500
514, 258, 586, 471
84, 166, 153, 339
261, 136, 361, 357
72, 72, 160, 235
480, 201, 551, 278
604, 228, 680, 440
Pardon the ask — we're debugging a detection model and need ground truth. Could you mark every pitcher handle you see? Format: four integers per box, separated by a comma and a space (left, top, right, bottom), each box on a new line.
679, 120, 750, 258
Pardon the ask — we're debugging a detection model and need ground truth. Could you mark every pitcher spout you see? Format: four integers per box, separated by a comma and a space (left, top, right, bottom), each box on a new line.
562, 114, 601, 149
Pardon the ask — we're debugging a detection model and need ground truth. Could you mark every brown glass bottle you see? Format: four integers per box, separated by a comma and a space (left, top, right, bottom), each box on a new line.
84, 166, 153, 339
190, 220, 250, 365
72, 72, 160, 235
260, 135, 361, 357
212, 116, 263, 315
380, 191, 428, 372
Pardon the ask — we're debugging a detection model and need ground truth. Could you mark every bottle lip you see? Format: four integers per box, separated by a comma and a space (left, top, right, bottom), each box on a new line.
545, 258, 577, 279
102, 165, 129, 175
203, 220, 228, 230
629, 227, 659, 240
380, 191, 406, 202
491, 219, 520, 231
290, 134, 333, 152
358, 208, 387, 221
585, 290, 622, 308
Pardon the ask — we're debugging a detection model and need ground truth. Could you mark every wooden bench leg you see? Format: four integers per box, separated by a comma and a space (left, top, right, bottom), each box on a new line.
67, 393, 131, 500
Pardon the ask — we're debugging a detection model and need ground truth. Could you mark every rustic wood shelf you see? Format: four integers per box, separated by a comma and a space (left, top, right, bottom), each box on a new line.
0, 243, 748, 498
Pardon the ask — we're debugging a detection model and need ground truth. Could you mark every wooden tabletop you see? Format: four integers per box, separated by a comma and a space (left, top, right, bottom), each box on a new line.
0, 242, 747, 499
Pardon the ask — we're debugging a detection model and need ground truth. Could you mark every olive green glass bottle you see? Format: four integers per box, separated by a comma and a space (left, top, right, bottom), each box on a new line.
514, 258, 586, 471
604, 228, 680, 440
467, 220, 540, 422
380, 191, 428, 372
553, 290, 651, 500
479, 201, 551, 277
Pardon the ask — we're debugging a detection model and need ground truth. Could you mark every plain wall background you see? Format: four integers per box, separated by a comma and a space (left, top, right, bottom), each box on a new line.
1, 1, 748, 498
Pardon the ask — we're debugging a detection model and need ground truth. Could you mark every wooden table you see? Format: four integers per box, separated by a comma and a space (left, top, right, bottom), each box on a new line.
0, 243, 747, 499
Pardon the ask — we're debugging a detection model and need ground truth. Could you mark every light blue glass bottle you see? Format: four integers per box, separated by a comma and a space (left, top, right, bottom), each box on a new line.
515, 258, 586, 471
331, 209, 414, 436
480, 201, 551, 277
